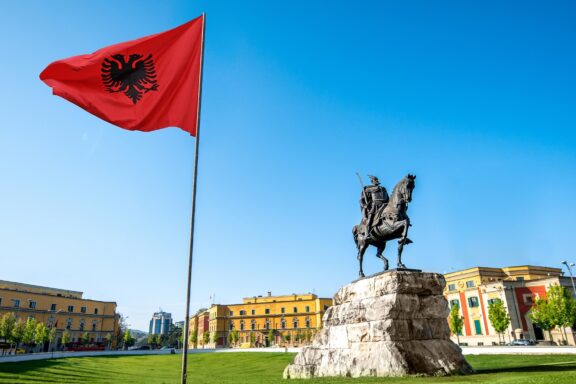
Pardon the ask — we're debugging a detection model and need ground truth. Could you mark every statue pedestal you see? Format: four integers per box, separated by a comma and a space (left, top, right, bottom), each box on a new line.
284, 271, 473, 379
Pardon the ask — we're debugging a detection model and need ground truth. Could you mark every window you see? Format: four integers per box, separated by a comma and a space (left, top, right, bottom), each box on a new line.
281, 319, 286, 329
239, 310, 246, 316
0, 298, 2, 306
305, 318, 311, 328
229, 311, 234, 316
67, 305, 74, 312
94, 308, 99, 315
466, 280, 475, 288
487, 298, 501, 306
79, 320, 85, 331
523, 294, 534, 305
251, 309, 255, 315
265, 320, 270, 330
467, 297, 479, 308
448, 284, 456, 291
66, 318, 72, 330
240, 320, 245, 331
229, 322, 234, 330
50, 304, 57, 311
12, 299, 20, 308
81, 306, 87, 313
92, 320, 97, 331
281, 307, 285, 314
516, 277, 525, 282
29, 300, 36, 309
293, 318, 299, 329
251, 320, 256, 330
293, 307, 298, 313
305, 306, 310, 312
449, 299, 460, 308
265, 308, 270, 314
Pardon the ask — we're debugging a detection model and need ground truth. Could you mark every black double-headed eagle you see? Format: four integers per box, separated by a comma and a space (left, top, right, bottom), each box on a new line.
101, 54, 159, 104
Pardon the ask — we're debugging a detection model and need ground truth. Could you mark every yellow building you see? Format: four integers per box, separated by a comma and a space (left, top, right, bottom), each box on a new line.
189, 292, 332, 349
443, 265, 575, 345
0, 280, 119, 349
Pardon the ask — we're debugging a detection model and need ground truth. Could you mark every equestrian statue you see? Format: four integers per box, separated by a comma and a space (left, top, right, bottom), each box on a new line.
353, 174, 416, 277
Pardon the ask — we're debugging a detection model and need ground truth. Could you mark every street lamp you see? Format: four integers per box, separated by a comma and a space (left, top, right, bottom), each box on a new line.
561, 261, 576, 295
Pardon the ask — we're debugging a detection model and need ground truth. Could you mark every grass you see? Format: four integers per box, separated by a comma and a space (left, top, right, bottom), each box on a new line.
0, 353, 576, 383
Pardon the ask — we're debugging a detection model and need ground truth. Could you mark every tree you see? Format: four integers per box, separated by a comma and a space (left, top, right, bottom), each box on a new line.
305, 330, 313, 344
123, 329, 134, 349
227, 332, 233, 347
105, 333, 113, 350
212, 331, 219, 345
283, 333, 291, 344
147, 334, 155, 347
22, 318, 37, 348
488, 300, 511, 344
249, 332, 256, 347
155, 333, 164, 348
81, 332, 91, 346
48, 327, 57, 352
546, 285, 576, 344
190, 330, 198, 348
11, 320, 26, 348
448, 303, 464, 345
268, 329, 275, 347
61, 330, 71, 348
529, 296, 555, 342
34, 323, 49, 351
203, 331, 210, 347
232, 330, 239, 346
0, 313, 16, 343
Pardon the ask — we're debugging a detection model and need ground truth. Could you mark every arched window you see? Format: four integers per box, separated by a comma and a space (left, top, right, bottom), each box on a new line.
240, 320, 245, 331
305, 317, 311, 328
265, 320, 270, 330
281, 319, 286, 329
92, 320, 98, 331
229, 322, 234, 330
293, 318, 299, 329
66, 318, 72, 330
251, 320, 256, 330
79, 319, 85, 331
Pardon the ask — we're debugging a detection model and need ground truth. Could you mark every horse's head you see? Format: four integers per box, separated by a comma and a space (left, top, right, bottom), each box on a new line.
399, 174, 416, 204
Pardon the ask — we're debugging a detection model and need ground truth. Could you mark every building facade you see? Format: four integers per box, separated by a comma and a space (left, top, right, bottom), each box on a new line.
0, 280, 118, 348
188, 292, 333, 349
149, 310, 173, 336
444, 266, 576, 346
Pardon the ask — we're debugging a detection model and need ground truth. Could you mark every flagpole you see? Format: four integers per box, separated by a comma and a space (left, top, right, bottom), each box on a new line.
181, 13, 206, 384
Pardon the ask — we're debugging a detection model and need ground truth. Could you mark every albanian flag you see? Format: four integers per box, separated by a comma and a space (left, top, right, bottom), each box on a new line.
40, 15, 205, 136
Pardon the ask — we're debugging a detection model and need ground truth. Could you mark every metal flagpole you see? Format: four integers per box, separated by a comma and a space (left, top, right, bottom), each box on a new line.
181, 12, 206, 384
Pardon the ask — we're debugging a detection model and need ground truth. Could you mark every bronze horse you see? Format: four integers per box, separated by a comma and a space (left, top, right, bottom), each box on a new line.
353, 174, 416, 277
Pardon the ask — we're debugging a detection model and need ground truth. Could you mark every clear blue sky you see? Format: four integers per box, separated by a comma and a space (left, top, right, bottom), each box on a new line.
1, 1, 575, 331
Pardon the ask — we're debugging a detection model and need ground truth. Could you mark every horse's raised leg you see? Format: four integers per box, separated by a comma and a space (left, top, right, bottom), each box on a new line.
375, 243, 388, 271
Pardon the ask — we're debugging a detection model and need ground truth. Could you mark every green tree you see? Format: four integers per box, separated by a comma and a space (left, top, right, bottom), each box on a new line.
123, 329, 134, 349
147, 334, 156, 347
61, 330, 71, 348
11, 320, 26, 348
105, 333, 113, 350
488, 299, 511, 344
203, 331, 210, 347
227, 332, 233, 347
34, 323, 49, 351
283, 333, 291, 344
212, 331, 219, 344
0, 313, 16, 344
155, 333, 164, 348
232, 330, 239, 346
48, 327, 57, 351
305, 330, 313, 344
249, 332, 256, 347
267, 329, 275, 347
22, 318, 37, 347
82, 332, 91, 345
448, 303, 464, 345
190, 330, 198, 348
546, 285, 576, 344
530, 296, 555, 342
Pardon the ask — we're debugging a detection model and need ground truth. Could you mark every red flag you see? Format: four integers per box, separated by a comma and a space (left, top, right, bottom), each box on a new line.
40, 15, 205, 136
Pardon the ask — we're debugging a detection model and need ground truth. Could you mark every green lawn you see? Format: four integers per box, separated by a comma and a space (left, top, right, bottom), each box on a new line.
0, 353, 576, 383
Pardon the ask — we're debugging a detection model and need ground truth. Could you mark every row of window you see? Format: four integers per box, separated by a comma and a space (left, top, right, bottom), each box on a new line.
0, 298, 99, 314
229, 317, 312, 331
230, 305, 329, 317
450, 297, 503, 309
447, 280, 476, 291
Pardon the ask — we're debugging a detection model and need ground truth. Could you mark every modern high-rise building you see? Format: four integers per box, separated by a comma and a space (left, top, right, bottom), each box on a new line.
149, 310, 173, 335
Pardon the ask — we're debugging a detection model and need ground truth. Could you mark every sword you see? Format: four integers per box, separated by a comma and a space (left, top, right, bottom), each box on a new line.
355, 172, 368, 204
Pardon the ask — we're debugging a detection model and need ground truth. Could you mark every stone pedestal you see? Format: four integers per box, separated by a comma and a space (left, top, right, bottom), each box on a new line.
284, 270, 473, 379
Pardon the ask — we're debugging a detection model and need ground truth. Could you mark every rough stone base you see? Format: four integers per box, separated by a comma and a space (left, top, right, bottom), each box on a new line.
284, 271, 473, 378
